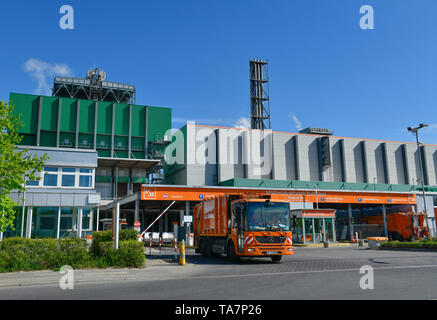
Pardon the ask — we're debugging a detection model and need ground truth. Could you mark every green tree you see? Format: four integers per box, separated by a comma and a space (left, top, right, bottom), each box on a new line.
0, 101, 47, 232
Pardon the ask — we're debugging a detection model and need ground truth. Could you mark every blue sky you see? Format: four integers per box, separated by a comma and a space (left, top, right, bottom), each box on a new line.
1, 0, 437, 144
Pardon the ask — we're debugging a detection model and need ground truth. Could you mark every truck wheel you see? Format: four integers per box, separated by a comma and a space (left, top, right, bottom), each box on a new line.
227, 241, 239, 261
271, 256, 282, 263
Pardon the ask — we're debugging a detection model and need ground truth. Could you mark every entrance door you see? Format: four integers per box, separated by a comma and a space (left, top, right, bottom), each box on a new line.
314, 218, 324, 243
324, 218, 335, 242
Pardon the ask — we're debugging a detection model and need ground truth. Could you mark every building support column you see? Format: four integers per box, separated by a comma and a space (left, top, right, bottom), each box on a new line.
186, 201, 190, 234
382, 204, 388, 238
56, 207, 61, 239
26, 207, 33, 239
77, 207, 83, 239
96, 207, 100, 231
114, 202, 120, 249
180, 210, 184, 227
134, 199, 139, 222
348, 204, 353, 241
159, 214, 163, 236
164, 211, 169, 232
20, 192, 26, 238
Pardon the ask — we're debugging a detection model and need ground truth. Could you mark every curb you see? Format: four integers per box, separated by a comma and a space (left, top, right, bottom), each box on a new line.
293, 242, 357, 248
380, 247, 437, 252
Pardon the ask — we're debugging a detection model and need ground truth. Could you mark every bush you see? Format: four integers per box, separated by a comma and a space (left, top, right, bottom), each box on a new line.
91, 231, 112, 256
0, 235, 144, 273
381, 240, 437, 250
57, 238, 91, 268
99, 240, 145, 268
0, 237, 91, 272
91, 229, 139, 256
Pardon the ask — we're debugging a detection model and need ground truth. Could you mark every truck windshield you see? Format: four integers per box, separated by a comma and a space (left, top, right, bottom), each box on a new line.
246, 202, 290, 231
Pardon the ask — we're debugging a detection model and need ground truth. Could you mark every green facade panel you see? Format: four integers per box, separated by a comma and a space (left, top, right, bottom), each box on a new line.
113, 103, 130, 136
97, 102, 113, 135
131, 105, 146, 137
79, 100, 95, 133
147, 106, 171, 142
60, 97, 77, 132
9, 93, 39, 135
40, 96, 58, 131
10, 93, 172, 160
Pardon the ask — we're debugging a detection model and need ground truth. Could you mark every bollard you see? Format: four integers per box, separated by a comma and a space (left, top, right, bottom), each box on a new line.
179, 240, 186, 266
174, 238, 178, 260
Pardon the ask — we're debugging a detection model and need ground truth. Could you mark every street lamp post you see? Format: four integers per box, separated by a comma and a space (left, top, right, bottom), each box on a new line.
407, 123, 431, 239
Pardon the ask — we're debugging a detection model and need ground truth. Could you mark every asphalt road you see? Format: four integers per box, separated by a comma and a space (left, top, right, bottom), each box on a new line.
1, 246, 437, 300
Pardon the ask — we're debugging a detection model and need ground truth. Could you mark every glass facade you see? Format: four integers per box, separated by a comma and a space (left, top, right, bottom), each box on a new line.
292, 217, 336, 244
4, 206, 95, 239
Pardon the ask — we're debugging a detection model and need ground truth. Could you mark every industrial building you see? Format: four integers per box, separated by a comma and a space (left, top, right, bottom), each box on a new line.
4, 65, 437, 243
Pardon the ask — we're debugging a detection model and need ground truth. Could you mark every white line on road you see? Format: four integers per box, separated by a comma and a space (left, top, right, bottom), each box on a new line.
1, 264, 437, 290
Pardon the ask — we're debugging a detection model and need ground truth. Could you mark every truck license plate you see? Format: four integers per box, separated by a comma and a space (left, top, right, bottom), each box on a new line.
266, 251, 279, 255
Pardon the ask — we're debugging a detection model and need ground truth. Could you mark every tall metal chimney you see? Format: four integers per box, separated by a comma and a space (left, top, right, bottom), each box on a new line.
249, 59, 271, 130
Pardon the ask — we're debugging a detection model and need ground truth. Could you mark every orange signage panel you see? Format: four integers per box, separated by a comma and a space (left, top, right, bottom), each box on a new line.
140, 185, 416, 205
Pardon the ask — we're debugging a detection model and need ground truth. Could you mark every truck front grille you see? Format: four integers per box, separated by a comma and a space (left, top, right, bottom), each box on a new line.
255, 236, 286, 244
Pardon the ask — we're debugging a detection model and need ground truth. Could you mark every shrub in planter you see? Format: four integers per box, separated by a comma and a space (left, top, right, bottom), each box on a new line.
57, 238, 91, 268
0, 238, 59, 270
99, 240, 145, 268
91, 231, 112, 256
91, 229, 140, 256
0, 237, 91, 272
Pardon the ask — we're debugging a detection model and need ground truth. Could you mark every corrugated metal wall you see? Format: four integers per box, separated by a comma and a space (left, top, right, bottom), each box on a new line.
9, 92, 171, 160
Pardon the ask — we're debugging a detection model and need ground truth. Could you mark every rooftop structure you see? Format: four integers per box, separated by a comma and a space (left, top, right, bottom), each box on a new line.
52, 68, 136, 104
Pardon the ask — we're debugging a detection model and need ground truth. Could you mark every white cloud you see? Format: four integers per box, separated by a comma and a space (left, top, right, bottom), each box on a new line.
22, 58, 73, 95
289, 113, 302, 131
234, 117, 251, 129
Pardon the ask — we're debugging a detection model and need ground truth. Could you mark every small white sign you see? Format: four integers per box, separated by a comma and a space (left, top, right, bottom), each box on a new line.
183, 216, 193, 223
88, 194, 100, 204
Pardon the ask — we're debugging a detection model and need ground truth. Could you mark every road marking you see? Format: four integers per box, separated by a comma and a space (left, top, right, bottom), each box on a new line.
1, 264, 437, 290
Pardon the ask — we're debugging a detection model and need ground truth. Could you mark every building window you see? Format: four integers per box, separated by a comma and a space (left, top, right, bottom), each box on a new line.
43, 167, 59, 187
26, 167, 94, 189
79, 169, 94, 188
61, 168, 76, 187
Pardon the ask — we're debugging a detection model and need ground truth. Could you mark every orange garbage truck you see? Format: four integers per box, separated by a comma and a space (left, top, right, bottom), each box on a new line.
364, 212, 428, 240
193, 194, 293, 262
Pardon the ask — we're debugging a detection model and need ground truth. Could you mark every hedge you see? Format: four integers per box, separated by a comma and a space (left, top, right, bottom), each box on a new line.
99, 241, 145, 268
381, 240, 437, 250
0, 234, 145, 273
0, 238, 90, 272
91, 229, 138, 256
